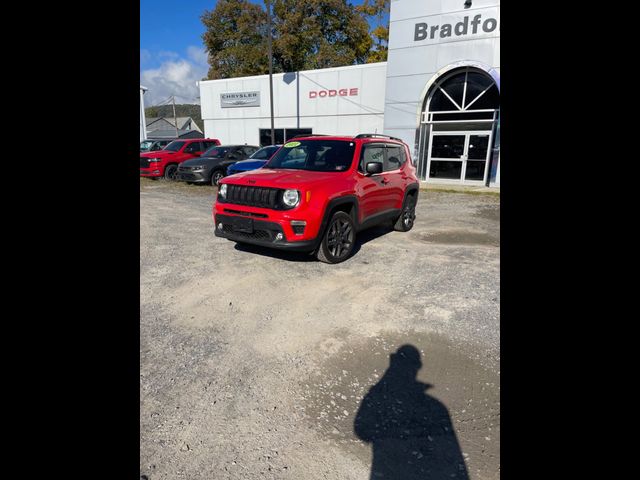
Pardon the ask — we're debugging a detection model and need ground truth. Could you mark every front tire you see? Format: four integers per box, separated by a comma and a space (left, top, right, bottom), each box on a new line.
211, 170, 224, 186
316, 211, 356, 264
164, 164, 178, 180
394, 193, 416, 232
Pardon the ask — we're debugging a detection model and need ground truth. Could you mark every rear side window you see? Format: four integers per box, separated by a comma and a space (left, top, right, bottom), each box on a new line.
385, 145, 404, 171
184, 142, 201, 153
359, 144, 385, 173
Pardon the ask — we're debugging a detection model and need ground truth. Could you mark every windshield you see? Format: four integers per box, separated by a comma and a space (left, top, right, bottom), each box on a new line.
265, 140, 355, 172
140, 140, 154, 151
203, 146, 230, 157
250, 146, 279, 160
164, 140, 185, 152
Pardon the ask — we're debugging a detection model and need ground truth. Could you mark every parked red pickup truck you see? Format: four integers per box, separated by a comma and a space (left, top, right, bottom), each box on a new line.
140, 138, 221, 179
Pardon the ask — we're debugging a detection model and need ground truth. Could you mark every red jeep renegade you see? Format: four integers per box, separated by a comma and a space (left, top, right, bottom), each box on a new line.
140, 138, 220, 180
213, 134, 419, 263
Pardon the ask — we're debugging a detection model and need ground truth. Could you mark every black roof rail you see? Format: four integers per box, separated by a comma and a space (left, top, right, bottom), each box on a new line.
354, 133, 403, 142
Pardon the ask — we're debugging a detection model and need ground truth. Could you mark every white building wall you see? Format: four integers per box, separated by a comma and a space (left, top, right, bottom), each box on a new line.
199, 63, 387, 145
384, 0, 500, 159
140, 86, 148, 141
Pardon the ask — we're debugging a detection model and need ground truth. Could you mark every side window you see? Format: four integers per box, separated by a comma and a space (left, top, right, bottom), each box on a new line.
227, 148, 242, 160
385, 145, 404, 171
359, 144, 385, 173
184, 142, 200, 153
241, 146, 257, 157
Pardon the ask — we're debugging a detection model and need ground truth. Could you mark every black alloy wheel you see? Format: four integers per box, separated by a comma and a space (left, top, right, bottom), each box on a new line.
394, 194, 416, 232
164, 164, 178, 180
211, 170, 224, 186
317, 211, 356, 264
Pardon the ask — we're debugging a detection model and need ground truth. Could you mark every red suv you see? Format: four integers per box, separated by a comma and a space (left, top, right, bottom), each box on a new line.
213, 134, 419, 263
140, 138, 220, 180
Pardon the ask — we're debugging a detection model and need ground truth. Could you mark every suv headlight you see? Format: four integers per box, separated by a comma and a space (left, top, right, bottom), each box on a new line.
219, 184, 227, 198
282, 189, 300, 208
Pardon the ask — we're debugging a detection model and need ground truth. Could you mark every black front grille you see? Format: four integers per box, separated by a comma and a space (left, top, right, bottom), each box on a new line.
225, 185, 280, 209
140, 158, 150, 168
223, 209, 268, 218
222, 224, 272, 241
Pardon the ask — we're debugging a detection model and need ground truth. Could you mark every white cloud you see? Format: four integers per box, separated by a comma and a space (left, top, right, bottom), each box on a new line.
187, 46, 208, 67
140, 46, 208, 106
140, 49, 151, 64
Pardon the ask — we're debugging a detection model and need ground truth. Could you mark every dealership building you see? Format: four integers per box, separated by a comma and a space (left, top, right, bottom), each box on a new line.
199, 0, 500, 186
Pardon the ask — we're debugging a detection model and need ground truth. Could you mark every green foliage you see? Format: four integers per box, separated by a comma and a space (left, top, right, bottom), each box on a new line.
144, 104, 202, 131
356, 0, 390, 63
200, 0, 374, 79
201, 0, 270, 79
271, 0, 372, 72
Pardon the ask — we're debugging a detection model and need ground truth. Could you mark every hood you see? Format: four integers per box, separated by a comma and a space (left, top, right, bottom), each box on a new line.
229, 160, 267, 170
223, 168, 347, 189
181, 156, 222, 167
140, 150, 178, 159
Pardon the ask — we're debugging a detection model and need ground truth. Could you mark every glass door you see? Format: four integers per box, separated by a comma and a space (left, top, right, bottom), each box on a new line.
427, 132, 492, 184
427, 134, 466, 181
464, 133, 491, 183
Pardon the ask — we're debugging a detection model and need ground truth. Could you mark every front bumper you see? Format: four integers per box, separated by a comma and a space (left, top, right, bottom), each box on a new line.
174, 169, 210, 183
213, 213, 317, 251
140, 167, 162, 177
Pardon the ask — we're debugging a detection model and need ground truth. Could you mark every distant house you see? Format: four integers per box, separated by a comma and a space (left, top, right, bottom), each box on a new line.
146, 129, 204, 140
145, 116, 203, 135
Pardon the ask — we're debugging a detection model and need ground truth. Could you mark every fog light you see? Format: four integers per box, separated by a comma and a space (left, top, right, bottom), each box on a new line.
275, 232, 283, 241
291, 220, 306, 235
217, 223, 223, 230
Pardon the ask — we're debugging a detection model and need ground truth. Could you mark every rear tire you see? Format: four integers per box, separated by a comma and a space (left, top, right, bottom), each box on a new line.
164, 164, 178, 180
316, 211, 356, 264
394, 193, 416, 232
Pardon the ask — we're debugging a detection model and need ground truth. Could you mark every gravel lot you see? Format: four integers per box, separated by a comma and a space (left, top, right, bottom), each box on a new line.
140, 178, 500, 479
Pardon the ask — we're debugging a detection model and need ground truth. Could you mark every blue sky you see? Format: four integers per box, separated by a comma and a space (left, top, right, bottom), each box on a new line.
140, 0, 373, 106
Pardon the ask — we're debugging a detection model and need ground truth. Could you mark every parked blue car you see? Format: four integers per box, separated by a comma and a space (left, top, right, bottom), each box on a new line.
226, 145, 282, 175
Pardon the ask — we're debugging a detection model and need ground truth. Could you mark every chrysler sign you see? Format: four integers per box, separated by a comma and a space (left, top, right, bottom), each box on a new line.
220, 91, 260, 108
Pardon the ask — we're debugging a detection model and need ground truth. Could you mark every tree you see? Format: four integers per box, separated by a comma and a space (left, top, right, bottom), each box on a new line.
201, 0, 373, 78
356, 0, 390, 63
201, 0, 270, 79
271, 0, 372, 72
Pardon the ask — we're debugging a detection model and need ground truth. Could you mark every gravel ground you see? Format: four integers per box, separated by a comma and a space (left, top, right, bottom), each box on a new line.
140, 178, 500, 479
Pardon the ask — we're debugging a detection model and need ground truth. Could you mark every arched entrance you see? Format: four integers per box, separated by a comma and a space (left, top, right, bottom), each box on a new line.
416, 65, 500, 185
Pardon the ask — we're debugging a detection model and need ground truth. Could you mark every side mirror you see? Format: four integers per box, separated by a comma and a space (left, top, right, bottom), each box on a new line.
366, 162, 383, 175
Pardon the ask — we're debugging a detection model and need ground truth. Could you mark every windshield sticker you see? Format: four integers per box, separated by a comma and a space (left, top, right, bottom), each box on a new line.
284, 141, 301, 148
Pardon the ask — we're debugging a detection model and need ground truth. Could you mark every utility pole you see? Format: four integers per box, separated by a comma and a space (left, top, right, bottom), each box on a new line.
172, 95, 179, 138
266, 0, 275, 145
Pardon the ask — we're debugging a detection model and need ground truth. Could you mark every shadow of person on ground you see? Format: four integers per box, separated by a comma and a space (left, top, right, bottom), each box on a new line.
354, 345, 469, 480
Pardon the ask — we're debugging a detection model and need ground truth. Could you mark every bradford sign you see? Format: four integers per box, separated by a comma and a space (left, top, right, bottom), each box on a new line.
414, 13, 499, 42
220, 91, 260, 108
